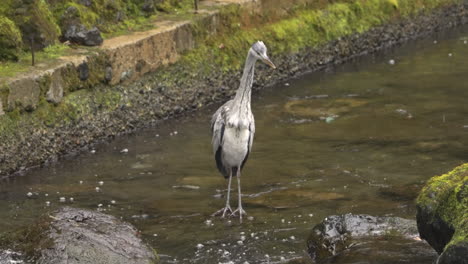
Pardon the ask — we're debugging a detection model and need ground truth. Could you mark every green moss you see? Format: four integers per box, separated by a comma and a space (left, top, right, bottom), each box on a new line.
0, 16, 23, 62
417, 163, 468, 249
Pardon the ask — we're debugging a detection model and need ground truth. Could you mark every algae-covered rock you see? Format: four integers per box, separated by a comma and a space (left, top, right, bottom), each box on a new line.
416, 163, 468, 264
307, 214, 436, 263
38, 207, 157, 264
0, 15, 23, 61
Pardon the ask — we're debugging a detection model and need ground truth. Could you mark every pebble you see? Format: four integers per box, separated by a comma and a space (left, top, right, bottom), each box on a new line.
196, 243, 204, 249
95, 187, 101, 192
69, 197, 74, 202
434, 40, 437, 44
90, 149, 96, 154
448, 53, 453, 57
285, 83, 290, 86
79, 181, 83, 184
240, 235, 246, 241
290, 236, 296, 240
174, 131, 178, 135
205, 219, 212, 226
388, 59, 395, 65
45, 201, 51, 206
45, 193, 49, 197
26, 192, 33, 198
464, 40, 467, 44
247, 216, 254, 221
111, 200, 116, 204
237, 240, 243, 245
121, 148, 129, 153
98, 181, 104, 186
59, 197, 66, 203
98, 204, 103, 207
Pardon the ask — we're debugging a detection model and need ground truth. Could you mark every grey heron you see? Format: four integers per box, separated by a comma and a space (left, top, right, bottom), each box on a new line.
211, 41, 276, 222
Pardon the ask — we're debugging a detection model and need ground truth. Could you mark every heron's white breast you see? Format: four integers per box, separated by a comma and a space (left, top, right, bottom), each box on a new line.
222, 126, 251, 168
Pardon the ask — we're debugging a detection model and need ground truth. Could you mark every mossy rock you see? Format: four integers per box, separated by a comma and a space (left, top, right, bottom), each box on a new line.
416, 163, 468, 263
0, 16, 23, 61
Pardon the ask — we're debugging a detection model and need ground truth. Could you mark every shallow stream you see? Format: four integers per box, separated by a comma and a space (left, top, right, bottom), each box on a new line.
1, 26, 468, 263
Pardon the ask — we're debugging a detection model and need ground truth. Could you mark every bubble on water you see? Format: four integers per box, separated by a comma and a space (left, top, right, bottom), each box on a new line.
98, 181, 104, 186
69, 197, 74, 202
59, 197, 66, 203
26, 192, 33, 198
196, 243, 204, 249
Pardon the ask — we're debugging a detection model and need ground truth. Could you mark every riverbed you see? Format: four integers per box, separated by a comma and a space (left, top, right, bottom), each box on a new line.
1, 25, 468, 264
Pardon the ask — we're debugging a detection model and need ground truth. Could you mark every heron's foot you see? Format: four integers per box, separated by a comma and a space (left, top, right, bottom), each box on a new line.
231, 207, 247, 217
212, 205, 233, 218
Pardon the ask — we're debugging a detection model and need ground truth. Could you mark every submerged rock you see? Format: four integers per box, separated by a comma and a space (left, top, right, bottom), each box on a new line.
416, 163, 468, 264
307, 214, 436, 263
38, 207, 156, 264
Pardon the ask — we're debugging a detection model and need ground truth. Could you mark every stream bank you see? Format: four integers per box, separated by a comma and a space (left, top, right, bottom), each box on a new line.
1, 0, 468, 177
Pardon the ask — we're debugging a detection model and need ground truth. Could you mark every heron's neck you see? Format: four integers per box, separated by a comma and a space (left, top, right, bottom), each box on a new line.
232, 51, 257, 115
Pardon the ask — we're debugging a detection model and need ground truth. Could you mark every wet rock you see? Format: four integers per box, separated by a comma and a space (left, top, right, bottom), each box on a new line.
0, 249, 24, 263
7, 78, 40, 111
105, 66, 113, 83
38, 207, 156, 264
307, 214, 436, 263
46, 71, 65, 104
78, 62, 89, 81
63, 24, 103, 46
416, 163, 468, 263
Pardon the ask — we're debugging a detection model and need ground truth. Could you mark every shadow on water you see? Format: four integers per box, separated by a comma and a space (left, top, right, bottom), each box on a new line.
1, 26, 468, 263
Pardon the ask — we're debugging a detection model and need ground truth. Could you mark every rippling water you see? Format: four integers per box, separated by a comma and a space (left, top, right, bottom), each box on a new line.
1, 26, 468, 263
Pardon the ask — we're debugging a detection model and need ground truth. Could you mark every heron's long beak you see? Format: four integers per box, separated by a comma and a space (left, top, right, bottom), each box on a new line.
262, 56, 276, 69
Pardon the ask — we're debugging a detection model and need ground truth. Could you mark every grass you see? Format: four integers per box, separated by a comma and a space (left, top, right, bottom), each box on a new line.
0, 44, 70, 78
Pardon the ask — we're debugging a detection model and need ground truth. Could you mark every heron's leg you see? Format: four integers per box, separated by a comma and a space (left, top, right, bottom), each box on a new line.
212, 171, 233, 217
231, 168, 247, 222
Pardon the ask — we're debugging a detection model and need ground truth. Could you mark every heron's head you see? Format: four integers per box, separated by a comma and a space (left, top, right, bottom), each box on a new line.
250, 41, 276, 69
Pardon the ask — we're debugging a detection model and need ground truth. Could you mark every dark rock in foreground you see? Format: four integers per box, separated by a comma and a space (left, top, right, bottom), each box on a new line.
38, 207, 156, 264
307, 214, 437, 263
416, 163, 468, 264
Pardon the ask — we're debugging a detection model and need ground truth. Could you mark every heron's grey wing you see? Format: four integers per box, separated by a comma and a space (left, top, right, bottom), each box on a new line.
211, 104, 228, 154
248, 114, 255, 152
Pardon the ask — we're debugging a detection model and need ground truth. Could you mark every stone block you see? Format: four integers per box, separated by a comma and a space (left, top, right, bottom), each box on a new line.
7, 78, 40, 111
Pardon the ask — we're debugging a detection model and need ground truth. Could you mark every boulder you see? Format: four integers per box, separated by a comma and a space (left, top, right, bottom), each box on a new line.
38, 207, 156, 264
63, 24, 103, 46
46, 71, 65, 104
416, 163, 468, 264
307, 214, 437, 263
7, 78, 40, 111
